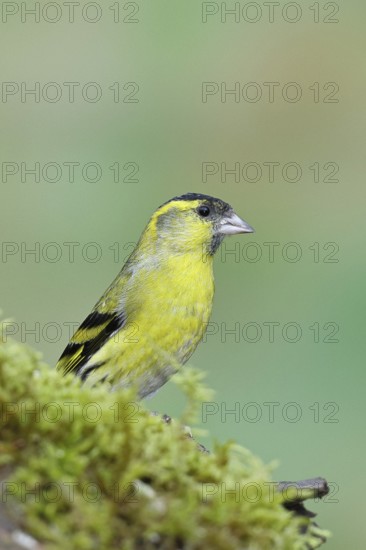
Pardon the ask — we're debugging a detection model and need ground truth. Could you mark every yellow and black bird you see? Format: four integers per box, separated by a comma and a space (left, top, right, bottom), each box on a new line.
57, 193, 254, 398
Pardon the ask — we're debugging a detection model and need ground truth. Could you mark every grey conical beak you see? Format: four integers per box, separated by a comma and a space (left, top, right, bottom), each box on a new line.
218, 211, 254, 235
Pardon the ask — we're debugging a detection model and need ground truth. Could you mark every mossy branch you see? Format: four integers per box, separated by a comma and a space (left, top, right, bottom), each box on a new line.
0, 322, 330, 549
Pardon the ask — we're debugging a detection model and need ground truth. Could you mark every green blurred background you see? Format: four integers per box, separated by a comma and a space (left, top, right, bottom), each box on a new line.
0, 1, 364, 547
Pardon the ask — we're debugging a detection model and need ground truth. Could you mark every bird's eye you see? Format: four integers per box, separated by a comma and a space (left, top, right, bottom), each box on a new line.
197, 205, 210, 218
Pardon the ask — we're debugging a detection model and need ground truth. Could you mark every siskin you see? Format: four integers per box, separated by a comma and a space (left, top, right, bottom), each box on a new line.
57, 193, 254, 398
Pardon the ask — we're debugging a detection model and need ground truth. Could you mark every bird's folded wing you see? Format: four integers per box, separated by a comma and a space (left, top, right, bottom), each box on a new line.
56, 310, 126, 376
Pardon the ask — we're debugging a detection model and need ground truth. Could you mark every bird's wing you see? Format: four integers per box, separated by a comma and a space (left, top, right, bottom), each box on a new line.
56, 269, 133, 377
56, 309, 127, 377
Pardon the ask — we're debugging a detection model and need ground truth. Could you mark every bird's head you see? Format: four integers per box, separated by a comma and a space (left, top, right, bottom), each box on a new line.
143, 193, 254, 256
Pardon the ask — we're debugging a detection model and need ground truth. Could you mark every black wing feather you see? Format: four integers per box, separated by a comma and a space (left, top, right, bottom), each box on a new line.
57, 310, 126, 375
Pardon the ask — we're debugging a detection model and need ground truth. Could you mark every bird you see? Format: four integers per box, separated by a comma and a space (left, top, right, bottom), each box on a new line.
56, 193, 254, 398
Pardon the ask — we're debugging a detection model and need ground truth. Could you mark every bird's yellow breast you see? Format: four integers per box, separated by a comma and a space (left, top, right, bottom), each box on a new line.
88, 251, 215, 397
136, 253, 214, 356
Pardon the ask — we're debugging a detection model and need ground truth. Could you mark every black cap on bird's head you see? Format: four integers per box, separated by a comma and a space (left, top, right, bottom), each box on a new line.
169, 192, 253, 232
154, 192, 254, 255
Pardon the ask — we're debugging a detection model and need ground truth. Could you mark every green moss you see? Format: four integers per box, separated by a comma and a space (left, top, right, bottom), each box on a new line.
0, 326, 329, 549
